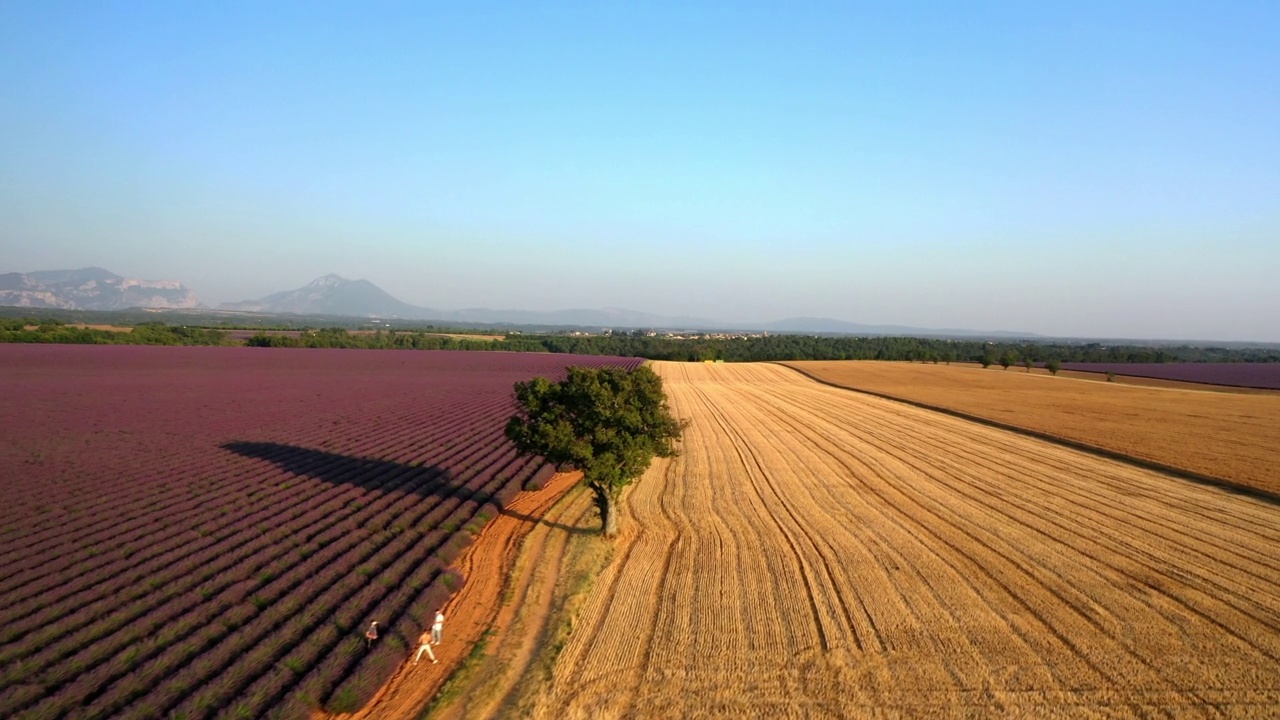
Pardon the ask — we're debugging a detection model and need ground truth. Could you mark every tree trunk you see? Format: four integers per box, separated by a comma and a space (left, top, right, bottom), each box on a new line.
602, 492, 619, 538
591, 483, 621, 538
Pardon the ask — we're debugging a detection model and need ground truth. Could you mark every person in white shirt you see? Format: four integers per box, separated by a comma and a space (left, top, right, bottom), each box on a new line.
432, 609, 445, 645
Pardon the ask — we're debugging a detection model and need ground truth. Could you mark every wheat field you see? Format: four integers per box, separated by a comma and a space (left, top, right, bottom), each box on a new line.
530, 362, 1280, 719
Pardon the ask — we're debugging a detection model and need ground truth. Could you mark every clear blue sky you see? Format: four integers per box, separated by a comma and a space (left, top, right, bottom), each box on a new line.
2, 2, 1277, 341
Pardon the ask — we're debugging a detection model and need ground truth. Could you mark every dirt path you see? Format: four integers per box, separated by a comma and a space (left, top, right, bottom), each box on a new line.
315, 470, 585, 720
532, 361, 1280, 718
427, 483, 606, 720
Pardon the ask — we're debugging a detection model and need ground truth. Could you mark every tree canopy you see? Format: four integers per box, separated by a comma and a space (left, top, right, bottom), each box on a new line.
505, 365, 687, 537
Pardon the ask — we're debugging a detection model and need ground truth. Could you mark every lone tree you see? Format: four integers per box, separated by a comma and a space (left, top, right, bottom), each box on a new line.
1046, 358, 1062, 375
505, 365, 687, 538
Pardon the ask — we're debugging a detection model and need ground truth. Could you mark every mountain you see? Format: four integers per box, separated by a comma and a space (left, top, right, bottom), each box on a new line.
219, 275, 439, 318
759, 316, 1039, 338
443, 307, 725, 329
0, 268, 200, 311
3, 270, 1036, 338
220, 277, 744, 327
217, 275, 1037, 337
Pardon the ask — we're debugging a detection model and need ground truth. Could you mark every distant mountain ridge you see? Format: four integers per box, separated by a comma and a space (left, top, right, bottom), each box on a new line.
0, 267, 200, 311
219, 274, 1035, 337
755, 316, 1035, 338
219, 275, 432, 318
2, 268, 1034, 337
220, 276, 744, 327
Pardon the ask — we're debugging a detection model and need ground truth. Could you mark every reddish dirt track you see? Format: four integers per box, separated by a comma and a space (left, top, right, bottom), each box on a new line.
316, 471, 584, 720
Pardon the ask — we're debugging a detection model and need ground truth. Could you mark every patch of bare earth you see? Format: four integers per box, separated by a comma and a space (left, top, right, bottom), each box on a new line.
530, 362, 1280, 718
314, 471, 587, 720
22, 323, 133, 332
783, 360, 1280, 496
424, 333, 505, 342
426, 484, 613, 720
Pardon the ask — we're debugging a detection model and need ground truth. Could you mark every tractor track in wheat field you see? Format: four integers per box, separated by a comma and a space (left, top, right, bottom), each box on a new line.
523, 361, 1280, 719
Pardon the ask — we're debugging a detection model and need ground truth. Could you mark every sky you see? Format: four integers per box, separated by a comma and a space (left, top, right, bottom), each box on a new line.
1, 2, 1277, 341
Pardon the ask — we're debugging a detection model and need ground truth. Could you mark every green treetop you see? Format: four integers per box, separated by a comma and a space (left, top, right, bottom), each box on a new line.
505, 365, 687, 537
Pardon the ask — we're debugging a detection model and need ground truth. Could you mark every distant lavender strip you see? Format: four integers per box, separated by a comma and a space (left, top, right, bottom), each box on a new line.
1061, 362, 1280, 390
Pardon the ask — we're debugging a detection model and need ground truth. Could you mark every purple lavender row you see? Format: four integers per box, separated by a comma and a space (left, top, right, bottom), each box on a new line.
0, 346, 638, 717
1060, 362, 1280, 390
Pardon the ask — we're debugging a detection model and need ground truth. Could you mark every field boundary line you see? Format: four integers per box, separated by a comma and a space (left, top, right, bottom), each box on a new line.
774, 362, 1280, 508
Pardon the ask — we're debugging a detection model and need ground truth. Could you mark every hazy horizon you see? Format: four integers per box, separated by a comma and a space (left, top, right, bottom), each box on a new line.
3, 3, 1277, 342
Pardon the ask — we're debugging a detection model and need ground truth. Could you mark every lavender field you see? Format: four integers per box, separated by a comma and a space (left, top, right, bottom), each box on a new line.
0, 345, 642, 719
1062, 362, 1280, 390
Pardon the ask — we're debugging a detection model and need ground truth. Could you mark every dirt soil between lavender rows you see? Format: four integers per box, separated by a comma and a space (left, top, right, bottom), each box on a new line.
782, 360, 1280, 497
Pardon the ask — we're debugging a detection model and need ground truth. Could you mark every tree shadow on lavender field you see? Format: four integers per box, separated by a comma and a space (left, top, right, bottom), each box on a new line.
221, 441, 596, 536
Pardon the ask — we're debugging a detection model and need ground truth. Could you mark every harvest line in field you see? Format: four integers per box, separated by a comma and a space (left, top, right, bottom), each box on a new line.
778, 362, 1280, 505
782, 360, 1280, 498
531, 362, 1280, 717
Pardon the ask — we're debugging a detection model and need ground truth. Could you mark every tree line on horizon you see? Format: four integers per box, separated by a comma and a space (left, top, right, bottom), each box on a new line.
519, 333, 1280, 365
0, 318, 228, 346
3, 317, 1278, 364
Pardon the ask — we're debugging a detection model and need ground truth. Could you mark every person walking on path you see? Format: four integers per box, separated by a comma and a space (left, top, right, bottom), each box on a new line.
432, 609, 445, 645
414, 629, 438, 664
364, 621, 379, 649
